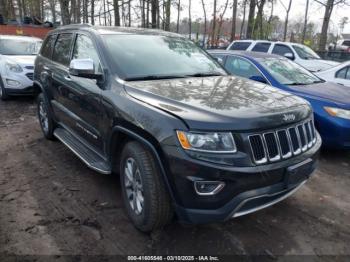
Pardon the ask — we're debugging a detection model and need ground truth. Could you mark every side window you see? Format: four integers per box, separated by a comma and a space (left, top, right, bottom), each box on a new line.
225, 56, 263, 79
336, 67, 348, 79
252, 42, 271, 53
229, 42, 252, 51
72, 34, 102, 73
272, 44, 294, 57
52, 33, 74, 67
211, 53, 225, 65
41, 35, 56, 58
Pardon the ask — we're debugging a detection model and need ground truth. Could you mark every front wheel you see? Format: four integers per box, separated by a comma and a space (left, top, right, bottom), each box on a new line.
120, 141, 173, 232
0, 75, 9, 101
37, 93, 55, 140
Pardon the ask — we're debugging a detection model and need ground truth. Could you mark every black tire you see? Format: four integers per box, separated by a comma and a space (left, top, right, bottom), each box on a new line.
37, 93, 55, 140
120, 141, 173, 232
0, 75, 9, 101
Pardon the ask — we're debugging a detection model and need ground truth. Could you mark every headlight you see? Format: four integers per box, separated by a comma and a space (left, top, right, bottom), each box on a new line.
5, 62, 23, 73
324, 107, 350, 120
176, 131, 236, 153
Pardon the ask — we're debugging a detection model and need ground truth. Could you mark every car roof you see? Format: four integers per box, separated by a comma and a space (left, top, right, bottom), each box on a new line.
0, 35, 42, 41
208, 50, 286, 60
49, 24, 184, 38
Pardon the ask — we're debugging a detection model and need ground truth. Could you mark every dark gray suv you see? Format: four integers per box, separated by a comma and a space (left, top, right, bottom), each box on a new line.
34, 24, 321, 232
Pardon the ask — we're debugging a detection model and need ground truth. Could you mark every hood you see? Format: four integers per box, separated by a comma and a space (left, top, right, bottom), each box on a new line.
124, 76, 312, 131
3, 55, 36, 67
287, 81, 350, 108
302, 59, 340, 72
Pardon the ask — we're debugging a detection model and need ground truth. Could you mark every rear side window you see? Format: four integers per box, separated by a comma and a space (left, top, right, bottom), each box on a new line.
225, 56, 263, 78
252, 42, 271, 52
52, 33, 73, 66
342, 41, 350, 47
41, 35, 56, 58
272, 44, 293, 56
229, 42, 252, 51
336, 67, 350, 79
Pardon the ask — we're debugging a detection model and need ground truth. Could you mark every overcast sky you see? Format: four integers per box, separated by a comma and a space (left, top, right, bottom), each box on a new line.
176, 0, 350, 34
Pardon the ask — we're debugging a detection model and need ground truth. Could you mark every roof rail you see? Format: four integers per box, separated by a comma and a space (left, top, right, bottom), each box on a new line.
58, 23, 92, 30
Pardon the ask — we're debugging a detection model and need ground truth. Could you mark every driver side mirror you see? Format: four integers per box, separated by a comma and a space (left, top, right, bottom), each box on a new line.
249, 75, 267, 84
69, 58, 102, 79
284, 52, 295, 60
214, 57, 224, 65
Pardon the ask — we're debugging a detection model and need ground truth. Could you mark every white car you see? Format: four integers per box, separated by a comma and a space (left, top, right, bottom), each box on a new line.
316, 61, 350, 87
0, 35, 42, 100
226, 40, 339, 72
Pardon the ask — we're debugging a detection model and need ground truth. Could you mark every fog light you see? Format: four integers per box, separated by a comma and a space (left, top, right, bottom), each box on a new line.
194, 181, 225, 195
6, 79, 21, 87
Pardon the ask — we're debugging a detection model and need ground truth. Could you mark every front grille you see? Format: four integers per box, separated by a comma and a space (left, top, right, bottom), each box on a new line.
26, 73, 34, 80
249, 119, 317, 165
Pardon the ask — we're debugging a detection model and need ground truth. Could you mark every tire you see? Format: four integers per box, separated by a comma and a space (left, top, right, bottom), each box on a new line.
120, 141, 173, 232
37, 93, 55, 140
0, 75, 9, 101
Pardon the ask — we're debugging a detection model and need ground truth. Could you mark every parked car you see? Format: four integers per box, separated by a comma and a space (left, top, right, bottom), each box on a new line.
209, 50, 350, 149
226, 40, 339, 72
315, 61, 350, 87
328, 39, 350, 52
34, 25, 321, 232
0, 35, 42, 100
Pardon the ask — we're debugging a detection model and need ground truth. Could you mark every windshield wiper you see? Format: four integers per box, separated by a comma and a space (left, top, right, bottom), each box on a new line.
185, 72, 224, 77
125, 75, 186, 81
286, 82, 305, 86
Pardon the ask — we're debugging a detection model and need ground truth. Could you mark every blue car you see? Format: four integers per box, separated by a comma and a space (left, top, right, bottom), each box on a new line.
209, 50, 350, 149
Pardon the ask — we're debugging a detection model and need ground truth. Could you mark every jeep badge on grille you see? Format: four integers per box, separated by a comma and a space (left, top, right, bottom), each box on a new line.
283, 114, 296, 122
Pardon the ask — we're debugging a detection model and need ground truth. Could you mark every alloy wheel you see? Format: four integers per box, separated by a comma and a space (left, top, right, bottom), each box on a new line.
124, 157, 144, 215
39, 101, 49, 133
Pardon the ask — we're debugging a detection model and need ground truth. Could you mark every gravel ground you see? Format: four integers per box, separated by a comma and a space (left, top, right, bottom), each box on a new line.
0, 97, 349, 260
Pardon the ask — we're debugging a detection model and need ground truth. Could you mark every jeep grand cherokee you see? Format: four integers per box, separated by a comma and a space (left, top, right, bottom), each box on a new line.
34, 25, 321, 232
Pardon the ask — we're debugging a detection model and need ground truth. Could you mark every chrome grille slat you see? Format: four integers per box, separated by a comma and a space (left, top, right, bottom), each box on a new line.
249, 119, 317, 165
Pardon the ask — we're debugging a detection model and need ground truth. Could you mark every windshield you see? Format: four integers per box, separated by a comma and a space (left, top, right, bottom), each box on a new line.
0, 39, 42, 55
292, 45, 320, 60
259, 57, 322, 85
103, 34, 226, 80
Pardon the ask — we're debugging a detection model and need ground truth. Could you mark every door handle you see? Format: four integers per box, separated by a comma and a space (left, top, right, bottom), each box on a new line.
64, 75, 72, 81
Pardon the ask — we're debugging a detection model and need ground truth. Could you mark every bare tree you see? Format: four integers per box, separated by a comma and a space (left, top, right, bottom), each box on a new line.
59, 0, 71, 24
188, 0, 192, 39
164, 0, 170, 31
315, 0, 348, 51
91, 0, 95, 24
201, 0, 207, 45
176, 0, 181, 32
301, 0, 309, 43
240, 0, 248, 38
230, 0, 238, 41
113, 0, 120, 26
246, 0, 256, 38
151, 0, 158, 28
255, 0, 266, 39
216, 0, 229, 43
279, 0, 292, 41
211, 0, 217, 45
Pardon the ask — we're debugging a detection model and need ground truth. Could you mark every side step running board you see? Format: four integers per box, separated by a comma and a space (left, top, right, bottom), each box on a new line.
54, 128, 111, 174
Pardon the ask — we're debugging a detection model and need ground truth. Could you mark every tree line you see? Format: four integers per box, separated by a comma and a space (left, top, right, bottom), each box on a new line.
0, 0, 348, 51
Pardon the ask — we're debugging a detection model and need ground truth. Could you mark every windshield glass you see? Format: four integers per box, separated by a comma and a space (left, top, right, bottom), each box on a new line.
259, 57, 322, 85
0, 39, 42, 55
292, 45, 320, 60
103, 34, 226, 80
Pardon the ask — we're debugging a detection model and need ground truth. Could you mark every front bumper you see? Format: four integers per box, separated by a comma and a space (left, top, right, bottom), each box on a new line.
162, 134, 321, 224
2, 70, 36, 95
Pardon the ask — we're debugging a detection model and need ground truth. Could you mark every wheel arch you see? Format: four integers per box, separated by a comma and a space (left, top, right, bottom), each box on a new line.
109, 125, 176, 204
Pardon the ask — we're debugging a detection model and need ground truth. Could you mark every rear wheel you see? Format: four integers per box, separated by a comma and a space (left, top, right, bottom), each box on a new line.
37, 93, 55, 140
120, 141, 173, 232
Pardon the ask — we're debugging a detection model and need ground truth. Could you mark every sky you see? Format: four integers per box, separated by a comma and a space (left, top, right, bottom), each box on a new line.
175, 0, 350, 34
